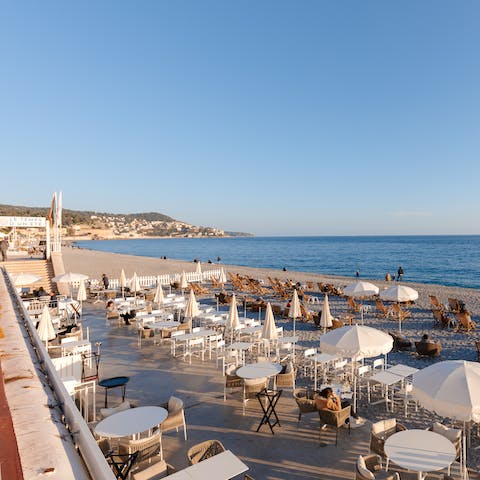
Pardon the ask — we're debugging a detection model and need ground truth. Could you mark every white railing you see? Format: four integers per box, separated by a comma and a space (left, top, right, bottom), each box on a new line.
97, 268, 222, 290
8, 276, 116, 480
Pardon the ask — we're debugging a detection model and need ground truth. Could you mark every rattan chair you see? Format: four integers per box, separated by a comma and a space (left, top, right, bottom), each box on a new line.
159, 396, 187, 441
187, 439, 226, 465
293, 387, 318, 421
370, 419, 406, 468
318, 405, 351, 446
355, 454, 399, 480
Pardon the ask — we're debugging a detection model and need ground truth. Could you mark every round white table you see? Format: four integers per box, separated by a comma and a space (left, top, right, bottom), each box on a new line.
236, 362, 282, 380
384, 429, 456, 480
94, 406, 168, 438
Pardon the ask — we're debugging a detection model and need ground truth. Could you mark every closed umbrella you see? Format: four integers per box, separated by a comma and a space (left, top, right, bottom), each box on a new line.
76, 280, 87, 319
344, 281, 379, 325
179, 271, 189, 295
226, 293, 240, 343
37, 304, 56, 347
119, 269, 127, 298
380, 285, 418, 332
413, 360, 480, 480
319, 294, 334, 333
154, 282, 165, 305
195, 261, 202, 274
288, 289, 302, 336
261, 302, 278, 358
184, 288, 200, 320
218, 268, 227, 285
130, 272, 141, 295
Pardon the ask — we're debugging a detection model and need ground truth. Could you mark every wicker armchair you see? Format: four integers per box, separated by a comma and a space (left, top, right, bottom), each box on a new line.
159, 396, 187, 441
224, 365, 243, 401
415, 340, 442, 357
318, 405, 351, 446
118, 432, 162, 464
187, 439, 226, 465
370, 419, 406, 465
131, 459, 176, 480
275, 366, 296, 390
293, 388, 318, 421
355, 454, 399, 480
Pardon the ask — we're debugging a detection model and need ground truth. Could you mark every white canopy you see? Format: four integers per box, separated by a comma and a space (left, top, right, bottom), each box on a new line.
413, 360, 480, 423
52, 272, 88, 283
320, 324, 393, 360
319, 294, 334, 332
380, 285, 418, 303
37, 305, 56, 343
288, 289, 302, 335
343, 281, 379, 298
11, 273, 41, 286
261, 303, 278, 341
226, 293, 240, 330
184, 289, 200, 319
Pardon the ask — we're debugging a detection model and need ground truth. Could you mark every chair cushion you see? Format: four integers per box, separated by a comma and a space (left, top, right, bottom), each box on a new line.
432, 422, 461, 444
100, 401, 131, 419
284, 361, 294, 374
168, 395, 183, 413
372, 418, 396, 437
357, 455, 375, 480
131, 459, 169, 480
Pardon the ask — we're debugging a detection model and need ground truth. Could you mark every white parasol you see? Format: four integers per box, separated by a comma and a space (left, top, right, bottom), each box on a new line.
218, 268, 227, 285
52, 272, 89, 298
343, 281, 380, 298
288, 289, 302, 336
380, 285, 418, 303
184, 288, 200, 320
179, 271, 189, 295
153, 282, 165, 305
119, 269, 127, 297
344, 281, 379, 325
320, 324, 393, 361
11, 273, 42, 286
195, 261, 202, 274
75, 280, 87, 319
130, 272, 141, 294
261, 302, 278, 358
37, 304, 56, 347
319, 294, 334, 333
413, 360, 480, 480
226, 293, 240, 343
380, 285, 418, 332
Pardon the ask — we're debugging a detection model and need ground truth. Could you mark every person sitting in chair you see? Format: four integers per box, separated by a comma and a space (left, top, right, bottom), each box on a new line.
315, 387, 358, 419
120, 309, 136, 326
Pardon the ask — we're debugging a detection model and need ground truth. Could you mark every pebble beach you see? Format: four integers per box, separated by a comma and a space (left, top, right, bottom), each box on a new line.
63, 245, 480, 476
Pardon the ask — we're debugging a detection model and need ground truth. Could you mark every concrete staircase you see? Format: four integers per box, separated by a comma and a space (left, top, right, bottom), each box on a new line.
3, 259, 56, 293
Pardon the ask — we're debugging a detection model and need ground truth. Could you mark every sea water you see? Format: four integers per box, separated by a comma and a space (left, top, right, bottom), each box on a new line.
75, 235, 480, 289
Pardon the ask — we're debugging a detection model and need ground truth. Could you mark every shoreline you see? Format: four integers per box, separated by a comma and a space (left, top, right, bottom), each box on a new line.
62, 246, 480, 314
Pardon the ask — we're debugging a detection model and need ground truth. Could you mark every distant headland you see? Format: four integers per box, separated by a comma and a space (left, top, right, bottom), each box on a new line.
0, 203, 253, 240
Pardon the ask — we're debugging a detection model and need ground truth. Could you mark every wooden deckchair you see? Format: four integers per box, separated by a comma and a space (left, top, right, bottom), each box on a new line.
429, 295, 443, 311
432, 309, 452, 329
455, 312, 475, 333
375, 300, 391, 319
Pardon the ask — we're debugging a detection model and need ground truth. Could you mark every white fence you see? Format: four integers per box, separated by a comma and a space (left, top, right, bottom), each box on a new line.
98, 268, 222, 290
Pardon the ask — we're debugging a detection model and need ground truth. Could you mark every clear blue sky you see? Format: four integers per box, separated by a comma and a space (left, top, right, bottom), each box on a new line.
1, 1, 479, 235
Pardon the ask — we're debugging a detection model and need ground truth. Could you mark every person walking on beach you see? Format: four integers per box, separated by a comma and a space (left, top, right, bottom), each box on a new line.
101, 273, 109, 289
355, 270, 360, 278
0, 238, 9, 261
397, 266, 404, 281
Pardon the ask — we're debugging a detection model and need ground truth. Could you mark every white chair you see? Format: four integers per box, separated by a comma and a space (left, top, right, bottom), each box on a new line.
169, 330, 185, 357
303, 348, 317, 378
185, 337, 205, 364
